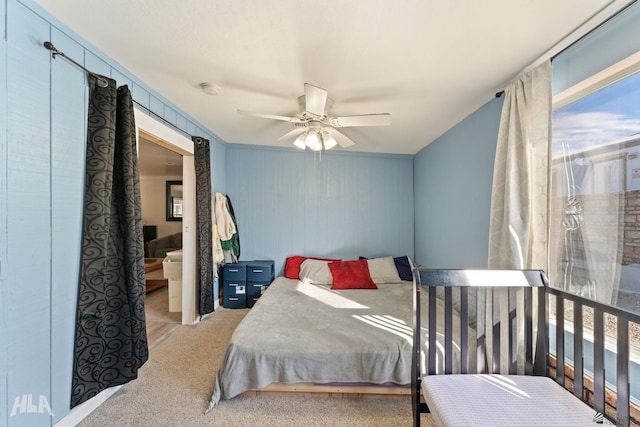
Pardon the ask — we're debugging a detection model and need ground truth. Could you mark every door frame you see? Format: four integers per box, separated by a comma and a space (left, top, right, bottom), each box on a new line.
134, 110, 198, 325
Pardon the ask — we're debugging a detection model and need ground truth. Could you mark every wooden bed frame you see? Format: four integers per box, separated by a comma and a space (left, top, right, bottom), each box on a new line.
241, 382, 410, 399
411, 269, 640, 427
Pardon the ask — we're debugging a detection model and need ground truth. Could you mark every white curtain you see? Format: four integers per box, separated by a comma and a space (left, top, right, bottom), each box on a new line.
550, 145, 623, 305
488, 60, 552, 271
487, 60, 551, 373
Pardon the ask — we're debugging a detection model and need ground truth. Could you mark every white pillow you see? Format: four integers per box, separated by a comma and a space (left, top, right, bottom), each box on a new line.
367, 256, 401, 284
299, 259, 333, 285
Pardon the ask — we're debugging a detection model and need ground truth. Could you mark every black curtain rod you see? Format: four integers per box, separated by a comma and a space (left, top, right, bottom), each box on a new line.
494, 0, 638, 99
43, 41, 194, 138
43, 41, 109, 87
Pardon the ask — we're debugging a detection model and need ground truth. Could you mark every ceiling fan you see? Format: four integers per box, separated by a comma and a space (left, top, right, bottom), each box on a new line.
238, 83, 391, 151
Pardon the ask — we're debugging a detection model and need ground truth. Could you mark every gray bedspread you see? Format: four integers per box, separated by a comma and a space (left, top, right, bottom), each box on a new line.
207, 277, 414, 410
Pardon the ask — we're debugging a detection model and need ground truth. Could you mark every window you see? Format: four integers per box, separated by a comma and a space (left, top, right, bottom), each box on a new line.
550, 58, 640, 312
549, 55, 640, 413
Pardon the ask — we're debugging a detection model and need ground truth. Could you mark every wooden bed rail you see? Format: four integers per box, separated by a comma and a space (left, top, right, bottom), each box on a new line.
546, 286, 640, 426
412, 268, 640, 427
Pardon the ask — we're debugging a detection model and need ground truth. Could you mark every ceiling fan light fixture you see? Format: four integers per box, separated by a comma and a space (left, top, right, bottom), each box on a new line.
293, 133, 307, 150
305, 131, 322, 151
322, 132, 337, 150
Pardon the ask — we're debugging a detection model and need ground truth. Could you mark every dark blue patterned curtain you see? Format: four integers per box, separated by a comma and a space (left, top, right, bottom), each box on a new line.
193, 137, 214, 315
71, 75, 148, 408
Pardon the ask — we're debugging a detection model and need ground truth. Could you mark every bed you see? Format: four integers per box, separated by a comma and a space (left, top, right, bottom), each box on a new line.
207, 256, 418, 411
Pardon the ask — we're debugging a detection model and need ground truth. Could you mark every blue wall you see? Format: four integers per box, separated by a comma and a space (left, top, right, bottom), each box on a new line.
0, 1, 225, 425
225, 146, 415, 275
413, 99, 502, 268
0, 0, 8, 422
413, 1, 640, 270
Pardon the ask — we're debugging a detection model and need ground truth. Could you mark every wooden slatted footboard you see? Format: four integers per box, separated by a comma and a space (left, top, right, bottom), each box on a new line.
412, 269, 639, 426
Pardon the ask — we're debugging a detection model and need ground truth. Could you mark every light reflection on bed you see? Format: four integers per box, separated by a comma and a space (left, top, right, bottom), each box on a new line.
353, 314, 413, 344
296, 279, 369, 309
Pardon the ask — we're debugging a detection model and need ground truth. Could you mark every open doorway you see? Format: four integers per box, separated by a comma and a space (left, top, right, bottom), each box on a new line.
138, 136, 183, 349
134, 110, 198, 330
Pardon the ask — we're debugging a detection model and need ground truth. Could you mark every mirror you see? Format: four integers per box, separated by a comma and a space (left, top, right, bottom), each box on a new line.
166, 180, 183, 221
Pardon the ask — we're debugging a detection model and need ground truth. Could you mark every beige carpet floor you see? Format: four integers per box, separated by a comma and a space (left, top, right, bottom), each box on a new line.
78, 306, 435, 427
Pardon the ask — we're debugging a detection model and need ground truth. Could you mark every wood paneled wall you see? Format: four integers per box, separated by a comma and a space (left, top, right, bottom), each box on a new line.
1, 1, 225, 425
225, 146, 415, 275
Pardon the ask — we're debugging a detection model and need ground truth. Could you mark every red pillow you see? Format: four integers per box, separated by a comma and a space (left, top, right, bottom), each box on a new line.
284, 256, 340, 279
329, 260, 378, 290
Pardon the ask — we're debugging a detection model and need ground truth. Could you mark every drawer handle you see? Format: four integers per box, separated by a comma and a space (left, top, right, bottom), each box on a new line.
229, 297, 238, 301
252, 269, 263, 273
229, 269, 239, 272
252, 284, 262, 288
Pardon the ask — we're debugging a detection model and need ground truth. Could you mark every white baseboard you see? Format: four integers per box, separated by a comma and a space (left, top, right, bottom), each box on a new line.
56, 298, 221, 425
54, 386, 122, 427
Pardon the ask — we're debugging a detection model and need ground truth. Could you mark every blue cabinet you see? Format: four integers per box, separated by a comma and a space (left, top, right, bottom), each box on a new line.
223, 262, 248, 281
247, 261, 274, 282
223, 294, 247, 309
222, 261, 248, 309
223, 260, 273, 308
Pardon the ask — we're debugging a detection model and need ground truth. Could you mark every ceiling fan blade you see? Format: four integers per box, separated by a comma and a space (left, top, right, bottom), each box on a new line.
276, 127, 307, 142
329, 113, 391, 127
237, 109, 304, 123
304, 83, 328, 116
326, 127, 355, 148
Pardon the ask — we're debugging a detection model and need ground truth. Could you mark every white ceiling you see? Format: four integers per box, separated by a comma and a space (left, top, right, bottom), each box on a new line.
34, 0, 619, 155
138, 137, 183, 177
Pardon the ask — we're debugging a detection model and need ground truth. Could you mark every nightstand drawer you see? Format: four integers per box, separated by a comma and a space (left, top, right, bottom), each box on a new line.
223, 262, 249, 281
223, 281, 246, 296
247, 281, 270, 297
223, 294, 246, 309
247, 261, 274, 282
